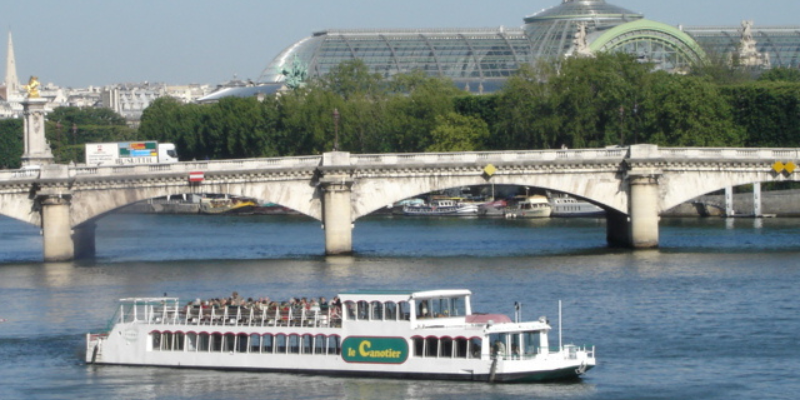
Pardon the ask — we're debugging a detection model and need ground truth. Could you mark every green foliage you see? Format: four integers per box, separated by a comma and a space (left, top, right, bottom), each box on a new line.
45, 106, 134, 164
758, 68, 800, 83
0, 119, 23, 169
722, 82, 800, 147
640, 73, 743, 146
427, 112, 489, 152
9, 58, 800, 170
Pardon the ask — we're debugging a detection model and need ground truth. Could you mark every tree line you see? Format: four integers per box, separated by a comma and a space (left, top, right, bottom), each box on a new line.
1, 53, 800, 168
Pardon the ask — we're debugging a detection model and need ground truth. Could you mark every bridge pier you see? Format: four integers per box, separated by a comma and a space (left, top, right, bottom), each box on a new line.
627, 172, 660, 248
38, 193, 74, 261
320, 151, 354, 255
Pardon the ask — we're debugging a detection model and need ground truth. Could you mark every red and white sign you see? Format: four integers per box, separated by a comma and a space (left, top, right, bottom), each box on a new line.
188, 171, 204, 182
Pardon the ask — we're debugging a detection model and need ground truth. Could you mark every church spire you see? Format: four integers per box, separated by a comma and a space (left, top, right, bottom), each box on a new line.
5, 31, 20, 95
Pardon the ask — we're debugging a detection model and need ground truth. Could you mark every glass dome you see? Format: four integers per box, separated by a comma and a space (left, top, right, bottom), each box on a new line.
524, 0, 644, 59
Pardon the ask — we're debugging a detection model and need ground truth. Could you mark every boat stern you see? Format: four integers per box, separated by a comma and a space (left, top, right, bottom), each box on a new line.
86, 332, 108, 364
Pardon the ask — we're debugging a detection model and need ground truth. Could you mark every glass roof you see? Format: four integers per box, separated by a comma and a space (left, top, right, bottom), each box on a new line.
524, 0, 642, 23
252, 0, 800, 95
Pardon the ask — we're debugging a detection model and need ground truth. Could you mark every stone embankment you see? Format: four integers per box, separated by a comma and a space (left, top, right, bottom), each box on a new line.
664, 189, 800, 217
118, 202, 200, 214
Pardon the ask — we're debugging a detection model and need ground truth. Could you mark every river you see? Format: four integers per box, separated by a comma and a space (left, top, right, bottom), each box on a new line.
1, 214, 799, 400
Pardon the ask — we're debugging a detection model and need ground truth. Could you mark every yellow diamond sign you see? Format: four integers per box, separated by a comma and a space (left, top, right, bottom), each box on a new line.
483, 164, 496, 177
785, 161, 796, 174
773, 161, 785, 173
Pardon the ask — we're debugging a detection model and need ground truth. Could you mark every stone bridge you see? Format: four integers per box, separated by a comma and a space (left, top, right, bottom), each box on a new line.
1, 144, 797, 261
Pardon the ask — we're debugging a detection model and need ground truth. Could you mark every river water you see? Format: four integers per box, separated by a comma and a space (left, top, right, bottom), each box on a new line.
1, 213, 799, 400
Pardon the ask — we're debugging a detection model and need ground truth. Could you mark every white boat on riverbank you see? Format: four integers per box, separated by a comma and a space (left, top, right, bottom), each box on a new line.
550, 195, 605, 218
503, 195, 552, 219
403, 198, 479, 216
86, 289, 595, 382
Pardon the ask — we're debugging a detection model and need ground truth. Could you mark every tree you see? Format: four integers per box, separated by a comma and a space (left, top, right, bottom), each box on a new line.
427, 112, 489, 152
758, 67, 800, 82
46, 106, 134, 163
0, 119, 23, 169
640, 73, 743, 146
493, 63, 560, 149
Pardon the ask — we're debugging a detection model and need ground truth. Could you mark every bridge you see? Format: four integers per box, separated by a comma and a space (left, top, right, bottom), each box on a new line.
1, 144, 798, 261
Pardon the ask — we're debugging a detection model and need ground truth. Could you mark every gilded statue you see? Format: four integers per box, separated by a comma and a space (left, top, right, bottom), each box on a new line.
23, 76, 41, 98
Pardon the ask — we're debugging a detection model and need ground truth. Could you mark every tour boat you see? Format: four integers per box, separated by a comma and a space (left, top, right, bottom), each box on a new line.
85, 289, 595, 382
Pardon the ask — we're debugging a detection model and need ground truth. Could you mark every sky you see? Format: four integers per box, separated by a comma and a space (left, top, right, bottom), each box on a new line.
3, 0, 798, 88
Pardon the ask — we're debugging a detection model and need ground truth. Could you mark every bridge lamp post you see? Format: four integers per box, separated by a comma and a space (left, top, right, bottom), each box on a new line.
333, 108, 340, 151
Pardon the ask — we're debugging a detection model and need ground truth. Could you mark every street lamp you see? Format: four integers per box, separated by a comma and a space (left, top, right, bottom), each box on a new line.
333, 108, 340, 151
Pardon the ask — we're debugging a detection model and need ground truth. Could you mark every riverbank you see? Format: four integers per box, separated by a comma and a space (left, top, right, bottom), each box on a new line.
119, 189, 800, 217
664, 189, 800, 217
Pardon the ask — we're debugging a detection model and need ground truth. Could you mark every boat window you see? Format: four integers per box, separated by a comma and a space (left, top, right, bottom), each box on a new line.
454, 338, 468, 358
275, 334, 287, 353
314, 334, 326, 355
327, 336, 341, 355
175, 332, 185, 351
489, 333, 508, 359
288, 334, 300, 354
357, 301, 369, 320
522, 331, 541, 356
425, 337, 438, 357
371, 301, 383, 321
440, 337, 453, 358
261, 334, 273, 354
250, 334, 261, 353
237, 333, 249, 353
510, 333, 521, 359
384, 302, 397, 321
398, 301, 411, 320
223, 333, 236, 352
164, 332, 175, 351
418, 300, 431, 319
212, 333, 223, 352
151, 332, 162, 351
185, 332, 197, 351
428, 297, 466, 318
344, 301, 356, 320
413, 337, 424, 357
451, 297, 466, 317
198, 333, 210, 352
470, 338, 482, 359
302, 334, 313, 354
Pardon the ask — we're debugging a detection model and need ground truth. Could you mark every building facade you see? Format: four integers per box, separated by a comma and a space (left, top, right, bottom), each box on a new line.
255, 0, 792, 93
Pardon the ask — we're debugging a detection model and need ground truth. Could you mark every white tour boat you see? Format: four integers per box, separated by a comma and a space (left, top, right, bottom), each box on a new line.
86, 289, 595, 382
503, 195, 552, 219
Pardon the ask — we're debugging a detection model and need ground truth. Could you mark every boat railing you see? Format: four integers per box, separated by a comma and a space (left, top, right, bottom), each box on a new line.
177, 304, 342, 328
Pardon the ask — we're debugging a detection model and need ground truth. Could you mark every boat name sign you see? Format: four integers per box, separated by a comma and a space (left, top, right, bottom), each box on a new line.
341, 337, 408, 364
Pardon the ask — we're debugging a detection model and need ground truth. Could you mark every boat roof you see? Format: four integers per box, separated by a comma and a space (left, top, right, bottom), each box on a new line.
338, 289, 471, 301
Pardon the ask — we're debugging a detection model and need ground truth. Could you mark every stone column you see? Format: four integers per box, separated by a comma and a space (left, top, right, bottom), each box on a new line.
753, 182, 762, 217
21, 98, 54, 167
627, 172, 660, 249
320, 175, 354, 255
725, 186, 734, 217
73, 222, 97, 259
39, 193, 74, 261
319, 151, 354, 255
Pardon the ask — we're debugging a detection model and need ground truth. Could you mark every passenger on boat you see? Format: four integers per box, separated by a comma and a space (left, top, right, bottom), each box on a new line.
493, 340, 506, 358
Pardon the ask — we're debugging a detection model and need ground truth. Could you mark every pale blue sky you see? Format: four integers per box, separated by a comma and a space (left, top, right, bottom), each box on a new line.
4, 0, 798, 88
